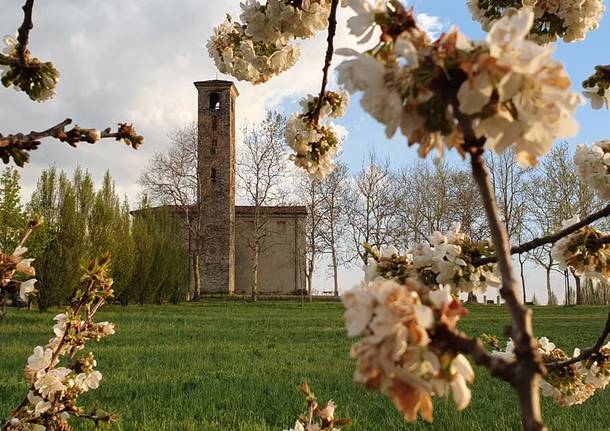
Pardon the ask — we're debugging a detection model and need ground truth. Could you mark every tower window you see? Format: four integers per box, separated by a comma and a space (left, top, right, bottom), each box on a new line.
209, 92, 220, 110
211, 168, 218, 182
211, 139, 217, 155
211, 116, 217, 131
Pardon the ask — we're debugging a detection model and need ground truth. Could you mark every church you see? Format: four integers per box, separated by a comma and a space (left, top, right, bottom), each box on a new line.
177, 80, 307, 295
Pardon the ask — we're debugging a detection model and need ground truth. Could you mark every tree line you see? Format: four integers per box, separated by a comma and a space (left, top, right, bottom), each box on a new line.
139, 111, 610, 305
0, 166, 189, 310
302, 143, 609, 305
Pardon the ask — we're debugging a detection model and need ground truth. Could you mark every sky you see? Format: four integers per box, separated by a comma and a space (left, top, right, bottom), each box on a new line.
1, 0, 609, 302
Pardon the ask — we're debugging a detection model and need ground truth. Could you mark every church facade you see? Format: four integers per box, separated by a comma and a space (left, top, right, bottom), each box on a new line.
191, 80, 307, 295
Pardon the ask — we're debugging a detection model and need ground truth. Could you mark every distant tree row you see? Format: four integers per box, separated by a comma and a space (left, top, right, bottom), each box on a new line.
299, 142, 607, 305
0, 166, 189, 310
137, 110, 609, 305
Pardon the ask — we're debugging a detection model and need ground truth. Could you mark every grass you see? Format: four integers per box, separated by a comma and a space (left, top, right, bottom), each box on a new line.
2, 301, 610, 430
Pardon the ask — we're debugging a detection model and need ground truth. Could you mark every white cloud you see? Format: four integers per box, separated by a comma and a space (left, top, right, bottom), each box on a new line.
417, 13, 444, 38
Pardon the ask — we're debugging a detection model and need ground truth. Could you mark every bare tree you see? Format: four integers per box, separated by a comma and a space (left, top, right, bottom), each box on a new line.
296, 174, 326, 301
487, 150, 531, 302
318, 162, 350, 297
346, 151, 398, 264
527, 143, 599, 305
394, 161, 458, 249
138, 123, 206, 300
237, 111, 289, 301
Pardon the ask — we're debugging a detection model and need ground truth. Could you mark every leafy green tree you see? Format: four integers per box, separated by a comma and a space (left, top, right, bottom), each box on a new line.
0, 167, 26, 251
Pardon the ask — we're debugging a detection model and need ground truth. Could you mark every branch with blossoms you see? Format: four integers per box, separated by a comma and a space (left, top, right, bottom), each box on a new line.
0, 119, 144, 167
284, 382, 351, 431
0, 218, 42, 319
0, 0, 143, 167
2, 253, 117, 431
210, 1, 610, 430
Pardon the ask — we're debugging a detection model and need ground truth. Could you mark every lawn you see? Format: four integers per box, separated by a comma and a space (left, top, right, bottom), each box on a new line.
2, 301, 610, 431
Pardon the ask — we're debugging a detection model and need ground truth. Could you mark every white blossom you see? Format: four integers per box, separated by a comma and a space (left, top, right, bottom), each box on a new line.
26, 391, 51, 418
574, 141, 610, 200
583, 85, 610, 110
27, 347, 53, 374
19, 279, 37, 302
34, 367, 72, 399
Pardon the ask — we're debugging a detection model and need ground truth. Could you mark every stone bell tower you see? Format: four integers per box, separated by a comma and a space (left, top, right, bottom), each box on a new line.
195, 80, 239, 294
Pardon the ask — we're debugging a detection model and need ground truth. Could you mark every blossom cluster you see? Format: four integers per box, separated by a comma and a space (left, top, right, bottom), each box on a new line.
411, 225, 499, 292
241, 0, 332, 44
0, 220, 42, 313
493, 337, 610, 406
6, 254, 116, 431
284, 381, 351, 431
551, 222, 610, 283
343, 266, 474, 422
574, 140, 610, 200
207, 18, 299, 85
583, 65, 610, 110
286, 91, 348, 179
364, 225, 499, 294
468, 0, 605, 43
0, 34, 60, 102
208, 0, 332, 84
0, 246, 37, 306
337, 5, 580, 167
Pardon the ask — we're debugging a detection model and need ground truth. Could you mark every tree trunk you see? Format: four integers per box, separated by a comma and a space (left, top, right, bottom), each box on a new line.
307, 254, 315, 303
519, 254, 527, 303
545, 266, 553, 305
192, 254, 202, 301
331, 247, 339, 297
564, 270, 570, 306
252, 243, 259, 302
573, 270, 583, 305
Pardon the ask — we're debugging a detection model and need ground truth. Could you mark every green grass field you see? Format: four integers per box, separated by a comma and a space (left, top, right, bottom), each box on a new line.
2, 301, 610, 431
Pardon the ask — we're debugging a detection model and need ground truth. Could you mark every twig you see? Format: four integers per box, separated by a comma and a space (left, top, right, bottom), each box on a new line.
16, 0, 35, 67
474, 204, 610, 266
0, 119, 143, 166
310, 0, 340, 123
547, 307, 610, 370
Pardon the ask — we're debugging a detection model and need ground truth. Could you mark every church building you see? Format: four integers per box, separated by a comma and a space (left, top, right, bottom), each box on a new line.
178, 80, 307, 295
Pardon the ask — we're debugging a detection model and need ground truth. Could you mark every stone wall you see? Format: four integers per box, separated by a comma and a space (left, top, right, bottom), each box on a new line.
234, 208, 307, 295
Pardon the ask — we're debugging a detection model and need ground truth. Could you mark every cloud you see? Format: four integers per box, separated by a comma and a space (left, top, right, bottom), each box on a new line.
416, 13, 444, 38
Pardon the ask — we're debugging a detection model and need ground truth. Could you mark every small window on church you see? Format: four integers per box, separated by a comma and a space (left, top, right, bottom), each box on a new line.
211, 116, 217, 131
211, 168, 218, 182
209, 92, 220, 110
211, 139, 217, 155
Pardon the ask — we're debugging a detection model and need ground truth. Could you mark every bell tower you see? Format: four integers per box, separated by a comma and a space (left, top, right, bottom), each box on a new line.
195, 80, 238, 294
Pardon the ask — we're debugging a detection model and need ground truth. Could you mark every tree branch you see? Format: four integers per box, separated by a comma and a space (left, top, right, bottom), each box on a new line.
474, 204, 610, 266
0, 119, 143, 166
451, 98, 546, 431
547, 307, 610, 370
16, 0, 35, 67
310, 0, 340, 123
433, 325, 513, 381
